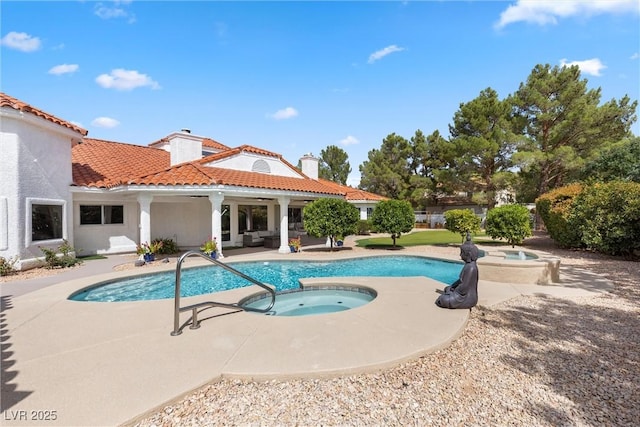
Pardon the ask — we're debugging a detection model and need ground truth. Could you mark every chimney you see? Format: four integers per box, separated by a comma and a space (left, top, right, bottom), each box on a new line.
169, 129, 203, 165
300, 153, 319, 180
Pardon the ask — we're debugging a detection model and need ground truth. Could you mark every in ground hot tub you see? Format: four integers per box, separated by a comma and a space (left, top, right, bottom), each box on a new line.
240, 285, 377, 316
478, 248, 560, 284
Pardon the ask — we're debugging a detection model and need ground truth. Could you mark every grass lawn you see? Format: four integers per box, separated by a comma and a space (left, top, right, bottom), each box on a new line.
356, 230, 490, 248
78, 254, 108, 261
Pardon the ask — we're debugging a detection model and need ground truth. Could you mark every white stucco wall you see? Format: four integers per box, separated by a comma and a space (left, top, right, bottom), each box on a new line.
349, 202, 378, 220
300, 154, 319, 179
170, 133, 203, 166
150, 197, 212, 249
0, 108, 81, 269
72, 194, 140, 255
207, 153, 301, 178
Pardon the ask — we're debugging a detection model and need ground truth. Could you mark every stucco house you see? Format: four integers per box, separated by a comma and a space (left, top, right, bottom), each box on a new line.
0, 92, 385, 270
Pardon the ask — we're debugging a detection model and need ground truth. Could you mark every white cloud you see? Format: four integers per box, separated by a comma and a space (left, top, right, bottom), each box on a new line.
560, 58, 606, 76
631, 52, 639, 60
368, 45, 405, 64
48, 64, 79, 75
91, 117, 120, 128
339, 135, 360, 146
0, 31, 41, 52
94, 1, 136, 24
95, 69, 160, 91
495, 0, 640, 29
269, 107, 299, 120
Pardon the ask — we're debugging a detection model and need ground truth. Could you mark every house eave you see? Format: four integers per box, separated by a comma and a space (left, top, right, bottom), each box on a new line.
70, 184, 344, 200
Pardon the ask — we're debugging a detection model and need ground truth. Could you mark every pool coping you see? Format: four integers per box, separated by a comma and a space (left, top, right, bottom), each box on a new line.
1, 248, 613, 426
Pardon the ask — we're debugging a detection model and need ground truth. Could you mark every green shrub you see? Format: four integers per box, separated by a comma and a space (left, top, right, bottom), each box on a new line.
444, 209, 481, 242
357, 219, 371, 235
485, 204, 533, 247
303, 198, 360, 249
535, 183, 583, 248
369, 200, 415, 246
39, 240, 82, 269
152, 237, 180, 254
0, 256, 18, 276
568, 181, 640, 256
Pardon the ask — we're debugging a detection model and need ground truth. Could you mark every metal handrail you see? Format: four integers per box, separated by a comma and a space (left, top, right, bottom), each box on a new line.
171, 250, 276, 336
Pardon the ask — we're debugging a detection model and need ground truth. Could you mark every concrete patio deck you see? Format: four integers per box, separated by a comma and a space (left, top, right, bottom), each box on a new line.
1, 245, 613, 426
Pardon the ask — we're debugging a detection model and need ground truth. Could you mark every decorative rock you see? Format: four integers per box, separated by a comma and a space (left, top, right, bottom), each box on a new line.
134, 259, 145, 267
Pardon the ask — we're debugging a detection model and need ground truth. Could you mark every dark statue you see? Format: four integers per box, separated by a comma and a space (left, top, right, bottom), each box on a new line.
436, 233, 479, 309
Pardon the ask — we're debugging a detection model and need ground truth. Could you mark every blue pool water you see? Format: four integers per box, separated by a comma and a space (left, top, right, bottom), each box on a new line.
503, 250, 539, 260
241, 286, 377, 316
69, 255, 462, 302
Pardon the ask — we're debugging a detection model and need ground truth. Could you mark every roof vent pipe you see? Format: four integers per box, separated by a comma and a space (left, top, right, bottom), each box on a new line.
181, 128, 191, 134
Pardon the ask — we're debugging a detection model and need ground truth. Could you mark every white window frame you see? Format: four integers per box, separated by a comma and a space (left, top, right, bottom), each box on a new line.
79, 204, 124, 226
26, 197, 67, 246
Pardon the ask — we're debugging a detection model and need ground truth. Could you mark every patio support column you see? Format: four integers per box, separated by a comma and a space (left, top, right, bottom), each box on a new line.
209, 192, 224, 258
229, 201, 239, 246
137, 194, 153, 245
267, 203, 276, 231
277, 196, 290, 253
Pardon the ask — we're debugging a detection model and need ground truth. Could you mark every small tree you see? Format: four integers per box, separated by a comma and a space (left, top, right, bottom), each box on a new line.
444, 209, 481, 242
485, 204, 533, 248
303, 198, 359, 250
369, 200, 415, 247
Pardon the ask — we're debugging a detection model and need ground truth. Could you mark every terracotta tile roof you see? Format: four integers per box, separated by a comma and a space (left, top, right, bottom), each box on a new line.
318, 178, 387, 201
73, 138, 343, 195
129, 163, 219, 186
131, 164, 345, 195
202, 138, 229, 150
200, 144, 279, 162
1, 92, 88, 135
72, 138, 170, 188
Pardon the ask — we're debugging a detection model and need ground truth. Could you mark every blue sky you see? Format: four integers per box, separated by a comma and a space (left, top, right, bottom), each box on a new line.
2, 0, 639, 186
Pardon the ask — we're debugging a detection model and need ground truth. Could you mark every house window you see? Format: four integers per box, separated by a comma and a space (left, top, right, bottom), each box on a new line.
222, 204, 230, 241
288, 207, 303, 230
366, 207, 374, 219
32, 204, 63, 241
238, 205, 267, 232
80, 205, 124, 225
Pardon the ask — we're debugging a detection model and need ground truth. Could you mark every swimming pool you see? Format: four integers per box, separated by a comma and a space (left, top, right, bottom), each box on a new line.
240, 286, 377, 316
69, 255, 462, 302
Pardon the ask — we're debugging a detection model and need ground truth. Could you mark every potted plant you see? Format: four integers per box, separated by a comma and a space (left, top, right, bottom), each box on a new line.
200, 237, 218, 259
136, 241, 160, 262
288, 238, 301, 253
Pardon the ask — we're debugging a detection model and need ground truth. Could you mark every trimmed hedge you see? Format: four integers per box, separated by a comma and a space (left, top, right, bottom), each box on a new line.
535, 183, 583, 248
485, 204, 533, 247
357, 219, 371, 235
444, 209, 481, 242
568, 181, 640, 256
537, 181, 640, 256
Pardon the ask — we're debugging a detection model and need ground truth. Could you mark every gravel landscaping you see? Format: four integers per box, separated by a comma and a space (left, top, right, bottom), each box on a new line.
129, 233, 639, 426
